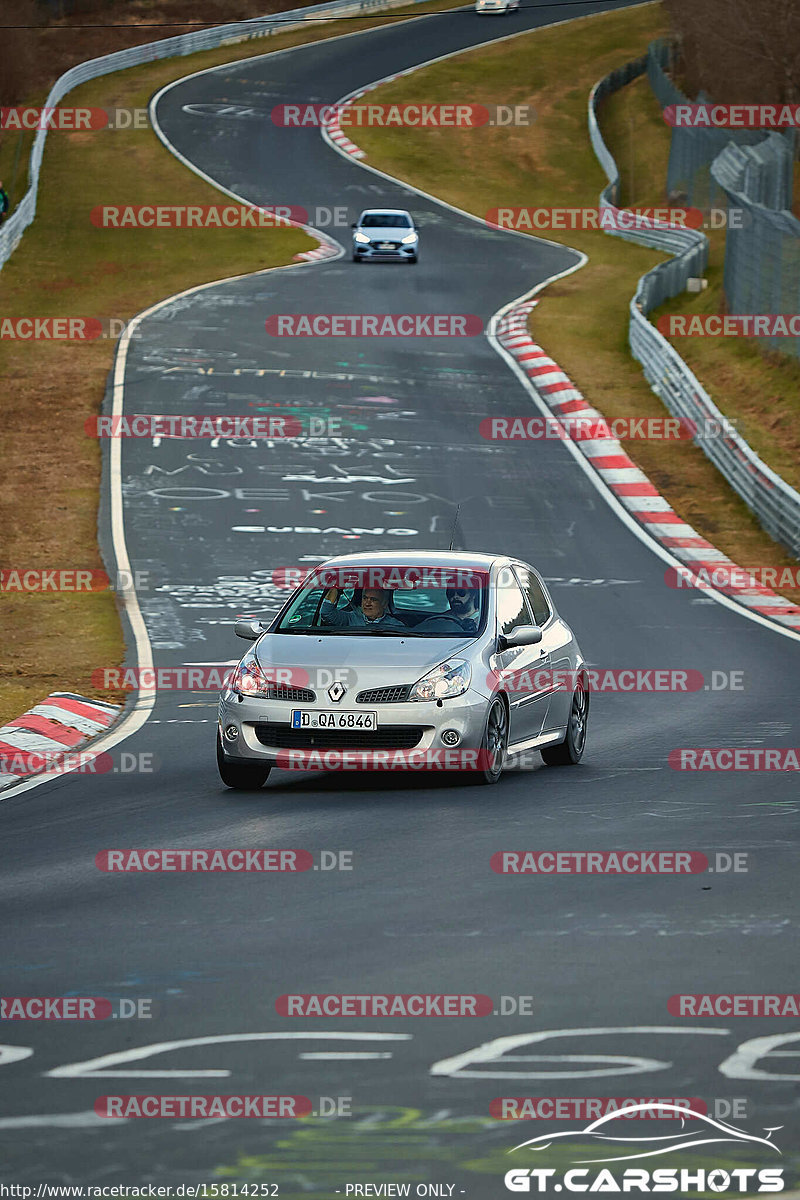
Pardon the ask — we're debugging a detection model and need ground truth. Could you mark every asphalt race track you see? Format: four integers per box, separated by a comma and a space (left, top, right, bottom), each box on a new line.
1, 1, 799, 1192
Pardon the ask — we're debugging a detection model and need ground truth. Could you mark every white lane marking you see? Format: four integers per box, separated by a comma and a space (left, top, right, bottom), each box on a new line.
0, 1045, 34, 1067
299, 1051, 394, 1060
430, 1026, 730, 1079
719, 1033, 800, 1082
0, 1110, 127, 1128
46, 1032, 412, 1078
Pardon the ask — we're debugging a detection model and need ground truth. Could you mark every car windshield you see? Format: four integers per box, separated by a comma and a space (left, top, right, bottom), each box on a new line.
273, 568, 489, 637
360, 213, 412, 228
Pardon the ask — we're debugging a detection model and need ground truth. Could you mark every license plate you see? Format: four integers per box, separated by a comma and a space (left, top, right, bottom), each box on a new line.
378, 242, 394, 249
291, 710, 377, 731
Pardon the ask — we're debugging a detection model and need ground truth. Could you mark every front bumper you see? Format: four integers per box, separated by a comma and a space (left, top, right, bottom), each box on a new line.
218, 686, 489, 769
353, 241, 417, 260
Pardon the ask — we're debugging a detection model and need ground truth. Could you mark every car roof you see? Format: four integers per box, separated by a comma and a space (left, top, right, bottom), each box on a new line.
358, 208, 412, 217
316, 550, 505, 570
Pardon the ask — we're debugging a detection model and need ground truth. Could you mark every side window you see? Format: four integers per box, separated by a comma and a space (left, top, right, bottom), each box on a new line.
514, 565, 551, 626
496, 575, 529, 636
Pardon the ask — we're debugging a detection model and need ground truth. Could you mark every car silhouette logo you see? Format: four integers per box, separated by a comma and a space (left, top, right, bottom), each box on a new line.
328, 682, 347, 702
510, 1104, 783, 1164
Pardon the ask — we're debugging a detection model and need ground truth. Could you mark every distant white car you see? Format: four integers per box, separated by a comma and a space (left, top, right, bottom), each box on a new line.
352, 208, 419, 263
475, 0, 519, 13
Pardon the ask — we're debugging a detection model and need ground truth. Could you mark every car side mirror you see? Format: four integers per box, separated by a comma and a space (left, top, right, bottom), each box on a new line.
351, 222, 357, 228
414, 224, 419, 231
234, 618, 266, 640
497, 624, 542, 651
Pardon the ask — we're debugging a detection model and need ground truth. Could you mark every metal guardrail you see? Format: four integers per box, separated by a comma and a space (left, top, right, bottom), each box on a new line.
0, 0, 431, 271
588, 51, 800, 559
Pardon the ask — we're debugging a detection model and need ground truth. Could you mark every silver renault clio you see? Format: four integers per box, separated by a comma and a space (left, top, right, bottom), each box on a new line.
216, 551, 589, 788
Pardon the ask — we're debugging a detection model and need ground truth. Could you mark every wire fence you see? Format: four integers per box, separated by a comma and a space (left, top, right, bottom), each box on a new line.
588, 50, 800, 560
645, 38, 783, 210
711, 135, 800, 361
0, 0, 430, 272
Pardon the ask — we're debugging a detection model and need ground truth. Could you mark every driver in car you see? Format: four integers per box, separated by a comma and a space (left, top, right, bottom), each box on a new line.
320, 586, 405, 630
415, 587, 481, 634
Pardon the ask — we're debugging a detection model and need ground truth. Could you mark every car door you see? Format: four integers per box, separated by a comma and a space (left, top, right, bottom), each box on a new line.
512, 562, 573, 733
492, 567, 550, 746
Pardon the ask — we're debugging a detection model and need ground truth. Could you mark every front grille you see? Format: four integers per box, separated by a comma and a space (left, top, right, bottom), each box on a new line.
254, 724, 424, 750
356, 685, 412, 704
264, 684, 316, 703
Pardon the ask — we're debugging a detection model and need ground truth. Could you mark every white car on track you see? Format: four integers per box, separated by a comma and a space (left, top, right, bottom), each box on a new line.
475, 0, 519, 13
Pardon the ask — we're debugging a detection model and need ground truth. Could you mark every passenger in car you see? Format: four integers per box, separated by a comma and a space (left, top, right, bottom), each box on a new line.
415, 587, 481, 634
320, 586, 406, 631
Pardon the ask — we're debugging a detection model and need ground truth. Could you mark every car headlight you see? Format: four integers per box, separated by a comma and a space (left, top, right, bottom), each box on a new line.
400, 232, 417, 244
354, 231, 371, 244
229, 648, 273, 697
409, 659, 471, 702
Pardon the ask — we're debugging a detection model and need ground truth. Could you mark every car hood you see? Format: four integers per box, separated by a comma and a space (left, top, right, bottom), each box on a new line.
357, 226, 414, 239
256, 632, 475, 690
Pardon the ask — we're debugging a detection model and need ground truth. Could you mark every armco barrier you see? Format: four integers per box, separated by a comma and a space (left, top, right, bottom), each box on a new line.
588, 51, 800, 560
0, 0, 431, 272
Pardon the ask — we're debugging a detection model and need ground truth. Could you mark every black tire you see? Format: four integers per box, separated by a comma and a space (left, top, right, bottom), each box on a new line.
541, 679, 589, 766
217, 734, 271, 790
476, 697, 508, 784
408, 255, 418, 264
352, 254, 362, 263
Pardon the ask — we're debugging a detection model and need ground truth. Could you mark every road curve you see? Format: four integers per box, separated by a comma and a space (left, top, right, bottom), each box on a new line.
1, 2, 798, 1191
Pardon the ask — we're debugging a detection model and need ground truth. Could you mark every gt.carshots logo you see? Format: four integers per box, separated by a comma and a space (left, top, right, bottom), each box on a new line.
503, 1104, 784, 1192
265, 314, 482, 336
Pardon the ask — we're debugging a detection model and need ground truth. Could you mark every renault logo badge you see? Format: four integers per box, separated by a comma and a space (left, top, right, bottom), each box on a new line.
328, 681, 346, 702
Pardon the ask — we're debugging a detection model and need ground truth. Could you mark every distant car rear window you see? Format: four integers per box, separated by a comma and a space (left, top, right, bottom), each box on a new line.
360, 213, 412, 227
